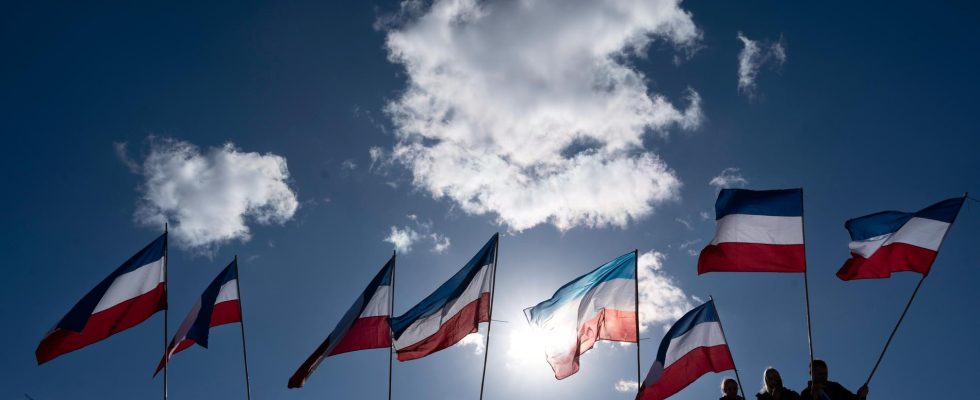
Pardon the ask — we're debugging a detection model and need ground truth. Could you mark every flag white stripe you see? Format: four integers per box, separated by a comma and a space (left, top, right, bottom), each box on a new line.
710, 214, 803, 245
360, 285, 390, 318
529, 277, 635, 359
214, 280, 239, 304
883, 217, 949, 251
393, 264, 491, 349
93, 257, 166, 313
663, 321, 726, 368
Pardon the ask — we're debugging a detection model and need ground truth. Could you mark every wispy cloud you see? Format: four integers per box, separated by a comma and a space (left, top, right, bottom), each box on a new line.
456, 332, 485, 355
341, 159, 357, 170
614, 379, 639, 393
737, 32, 786, 97
674, 217, 693, 231
380, 0, 702, 232
133, 138, 298, 253
383, 214, 451, 253
637, 250, 693, 332
113, 142, 141, 173
709, 167, 748, 190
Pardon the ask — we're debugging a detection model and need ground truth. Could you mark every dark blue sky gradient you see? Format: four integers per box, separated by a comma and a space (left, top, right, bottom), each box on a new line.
3, 1, 980, 399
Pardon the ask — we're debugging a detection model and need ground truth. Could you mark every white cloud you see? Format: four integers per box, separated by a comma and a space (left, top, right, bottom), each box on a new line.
113, 142, 141, 173
614, 379, 639, 393
135, 138, 298, 251
699, 210, 711, 220
456, 332, 485, 355
381, 0, 702, 232
674, 217, 693, 230
383, 215, 452, 253
737, 32, 786, 97
341, 159, 357, 170
638, 250, 693, 332
709, 167, 748, 190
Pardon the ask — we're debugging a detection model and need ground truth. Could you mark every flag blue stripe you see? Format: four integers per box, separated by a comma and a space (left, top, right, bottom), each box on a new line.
57, 233, 167, 332
326, 255, 394, 348
524, 252, 635, 323
845, 197, 964, 241
715, 188, 803, 219
390, 234, 497, 339
187, 259, 239, 348
654, 301, 720, 364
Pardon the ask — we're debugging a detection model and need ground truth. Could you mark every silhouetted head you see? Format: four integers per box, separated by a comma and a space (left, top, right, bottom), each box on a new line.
763, 367, 783, 393
722, 378, 739, 397
810, 359, 829, 385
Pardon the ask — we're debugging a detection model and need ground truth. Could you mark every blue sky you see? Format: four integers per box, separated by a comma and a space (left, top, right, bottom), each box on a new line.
3, 0, 980, 399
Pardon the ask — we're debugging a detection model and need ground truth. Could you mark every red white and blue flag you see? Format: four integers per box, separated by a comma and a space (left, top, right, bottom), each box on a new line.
698, 188, 806, 274
155, 259, 242, 375
288, 255, 395, 388
391, 234, 497, 361
524, 252, 637, 379
36, 233, 168, 365
637, 300, 735, 400
837, 197, 965, 280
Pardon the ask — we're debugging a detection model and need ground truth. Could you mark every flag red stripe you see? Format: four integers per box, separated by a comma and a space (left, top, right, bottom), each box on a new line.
698, 243, 805, 274
209, 299, 242, 328
638, 344, 735, 400
395, 292, 490, 361
36, 283, 166, 364
328, 316, 391, 356
549, 308, 637, 379
837, 242, 937, 280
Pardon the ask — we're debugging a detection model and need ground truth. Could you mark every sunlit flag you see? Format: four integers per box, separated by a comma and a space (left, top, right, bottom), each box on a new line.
837, 196, 965, 280
637, 300, 735, 400
155, 259, 242, 375
524, 252, 637, 379
288, 255, 395, 388
391, 234, 497, 361
36, 233, 168, 365
698, 188, 806, 274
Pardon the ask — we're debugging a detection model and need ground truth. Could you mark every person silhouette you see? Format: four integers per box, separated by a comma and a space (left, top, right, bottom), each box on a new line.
756, 367, 800, 400
721, 377, 745, 400
800, 360, 868, 400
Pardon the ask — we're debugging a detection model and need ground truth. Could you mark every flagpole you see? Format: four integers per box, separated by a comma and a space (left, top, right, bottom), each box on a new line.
479, 233, 499, 400
163, 223, 169, 400
863, 192, 968, 387
234, 256, 253, 400
710, 296, 746, 400
633, 249, 641, 392
389, 250, 396, 400
799, 189, 815, 395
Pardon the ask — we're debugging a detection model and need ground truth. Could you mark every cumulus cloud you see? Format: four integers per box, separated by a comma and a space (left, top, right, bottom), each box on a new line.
381, 0, 702, 232
737, 32, 786, 97
614, 379, 639, 393
709, 167, 748, 190
134, 138, 298, 251
638, 250, 692, 332
456, 332, 486, 355
383, 214, 451, 253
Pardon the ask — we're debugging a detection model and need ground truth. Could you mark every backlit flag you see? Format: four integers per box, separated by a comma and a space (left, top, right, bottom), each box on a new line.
698, 188, 806, 274
36, 233, 168, 365
524, 252, 637, 379
637, 300, 735, 400
837, 197, 965, 280
288, 255, 395, 388
391, 234, 497, 361
155, 259, 242, 375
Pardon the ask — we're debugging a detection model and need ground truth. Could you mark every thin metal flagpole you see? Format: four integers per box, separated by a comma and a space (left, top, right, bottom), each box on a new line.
389, 250, 396, 400
163, 223, 169, 400
234, 256, 252, 400
799, 189, 815, 394
710, 296, 746, 400
633, 249, 641, 393
479, 233, 499, 400
863, 192, 968, 387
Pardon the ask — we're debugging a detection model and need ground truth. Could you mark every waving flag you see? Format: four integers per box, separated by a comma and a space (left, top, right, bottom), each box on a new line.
391, 234, 497, 361
288, 255, 395, 388
37, 233, 168, 365
155, 259, 242, 375
524, 252, 637, 379
698, 188, 806, 274
837, 197, 965, 280
637, 300, 735, 400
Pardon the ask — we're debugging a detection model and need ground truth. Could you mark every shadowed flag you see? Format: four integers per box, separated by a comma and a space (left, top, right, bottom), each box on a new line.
36, 233, 168, 365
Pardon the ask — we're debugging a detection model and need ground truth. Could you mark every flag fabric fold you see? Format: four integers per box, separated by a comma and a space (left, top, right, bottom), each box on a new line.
288, 255, 395, 388
636, 300, 735, 400
524, 252, 637, 379
837, 197, 965, 280
390, 234, 497, 361
155, 259, 242, 375
36, 233, 168, 365
698, 188, 806, 274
